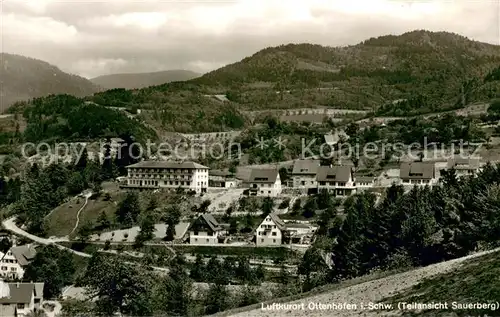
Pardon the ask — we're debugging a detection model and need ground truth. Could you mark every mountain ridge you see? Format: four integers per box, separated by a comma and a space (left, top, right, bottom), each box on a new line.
91, 69, 201, 90
0, 53, 100, 111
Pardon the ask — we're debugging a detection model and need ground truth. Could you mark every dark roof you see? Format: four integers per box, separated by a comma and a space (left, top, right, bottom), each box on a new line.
400, 162, 435, 179
268, 213, 286, 231
127, 161, 208, 169
292, 160, 320, 175
190, 214, 222, 232
10, 245, 36, 266
316, 166, 352, 182
447, 157, 480, 170
355, 176, 375, 183
209, 169, 235, 177
284, 223, 310, 229
0, 283, 34, 304
248, 169, 279, 183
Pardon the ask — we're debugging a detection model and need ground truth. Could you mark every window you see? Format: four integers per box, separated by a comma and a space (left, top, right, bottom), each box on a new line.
1, 267, 6, 271
206, 239, 209, 242
10, 268, 15, 271
272, 232, 277, 236
273, 239, 276, 243
194, 238, 198, 242
261, 239, 264, 243
17, 304, 24, 309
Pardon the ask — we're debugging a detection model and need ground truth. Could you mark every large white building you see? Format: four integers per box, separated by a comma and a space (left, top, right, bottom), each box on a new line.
0, 245, 36, 280
246, 169, 282, 197
124, 161, 209, 193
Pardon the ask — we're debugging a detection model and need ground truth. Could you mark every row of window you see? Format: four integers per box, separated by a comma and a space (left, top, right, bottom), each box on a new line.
1, 259, 17, 264
318, 181, 348, 186
130, 168, 207, 173
259, 238, 278, 243
129, 180, 208, 187
1, 266, 17, 271
257, 231, 277, 236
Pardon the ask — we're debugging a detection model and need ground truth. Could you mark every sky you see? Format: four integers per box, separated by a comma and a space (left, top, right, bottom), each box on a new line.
1, 0, 499, 79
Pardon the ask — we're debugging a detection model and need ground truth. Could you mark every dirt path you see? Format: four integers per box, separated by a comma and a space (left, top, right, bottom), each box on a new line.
227, 247, 500, 317
69, 192, 92, 235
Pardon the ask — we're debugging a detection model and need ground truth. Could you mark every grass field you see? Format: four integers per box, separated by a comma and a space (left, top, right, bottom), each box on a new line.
45, 197, 86, 237
383, 250, 500, 316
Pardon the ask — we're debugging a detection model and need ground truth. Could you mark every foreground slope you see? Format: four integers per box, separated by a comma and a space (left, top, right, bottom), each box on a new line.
90, 70, 201, 89
223, 247, 500, 317
0, 53, 100, 110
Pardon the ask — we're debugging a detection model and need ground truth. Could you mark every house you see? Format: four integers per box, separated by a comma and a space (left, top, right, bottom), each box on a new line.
284, 222, 317, 244
400, 162, 437, 186
246, 169, 282, 197
355, 176, 375, 191
445, 157, 481, 178
188, 214, 226, 245
316, 165, 356, 196
0, 244, 37, 280
0, 280, 44, 317
122, 160, 209, 193
255, 213, 285, 246
209, 170, 241, 188
291, 160, 321, 192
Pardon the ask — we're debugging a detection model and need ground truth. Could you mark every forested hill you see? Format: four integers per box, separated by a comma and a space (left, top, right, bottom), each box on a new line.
0, 53, 100, 111
83, 30, 500, 122
191, 30, 500, 111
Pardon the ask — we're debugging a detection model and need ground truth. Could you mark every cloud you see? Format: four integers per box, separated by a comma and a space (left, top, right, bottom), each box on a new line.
1, 0, 498, 78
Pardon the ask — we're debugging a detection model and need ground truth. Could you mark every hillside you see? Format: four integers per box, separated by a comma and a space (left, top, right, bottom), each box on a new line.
193, 30, 500, 113
77, 30, 500, 132
0, 53, 100, 111
90, 70, 201, 89
222, 248, 500, 317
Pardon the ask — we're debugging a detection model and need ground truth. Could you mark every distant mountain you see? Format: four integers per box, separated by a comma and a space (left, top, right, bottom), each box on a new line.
0, 53, 100, 111
90, 70, 201, 89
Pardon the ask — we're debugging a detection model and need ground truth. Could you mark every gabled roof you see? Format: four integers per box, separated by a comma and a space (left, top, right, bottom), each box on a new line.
292, 160, 320, 175
127, 160, 208, 170
316, 165, 352, 182
10, 245, 36, 266
0, 283, 34, 304
447, 157, 480, 170
248, 169, 279, 183
400, 162, 435, 179
268, 213, 286, 231
209, 169, 236, 177
190, 214, 222, 232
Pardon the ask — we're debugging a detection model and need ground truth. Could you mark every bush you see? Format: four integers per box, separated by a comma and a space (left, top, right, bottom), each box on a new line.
278, 198, 291, 209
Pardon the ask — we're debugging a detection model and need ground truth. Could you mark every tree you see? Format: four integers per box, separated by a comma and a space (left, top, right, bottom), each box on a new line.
75, 147, 88, 171
204, 283, 230, 315
80, 254, 153, 316
0, 237, 12, 262
302, 196, 318, 218
135, 212, 155, 246
291, 198, 301, 214
190, 254, 206, 282
24, 246, 75, 298
97, 211, 110, 230
261, 197, 274, 216
116, 191, 141, 226
278, 167, 289, 184
163, 206, 181, 241
78, 222, 93, 243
